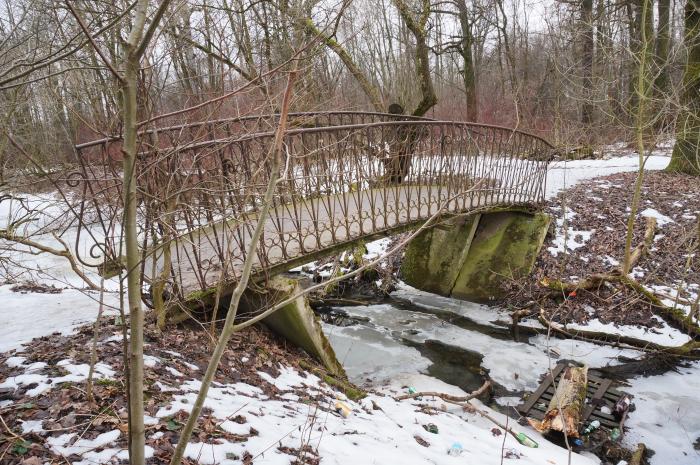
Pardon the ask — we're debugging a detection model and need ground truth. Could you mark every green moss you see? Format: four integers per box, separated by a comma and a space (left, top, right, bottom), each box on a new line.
95, 378, 120, 387
451, 212, 550, 301
184, 287, 218, 303
402, 211, 550, 302
299, 360, 366, 400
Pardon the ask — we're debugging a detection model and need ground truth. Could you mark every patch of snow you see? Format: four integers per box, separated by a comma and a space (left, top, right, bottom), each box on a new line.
48, 429, 121, 456
156, 381, 178, 392
257, 367, 321, 391
623, 361, 700, 465
640, 208, 674, 226
160, 369, 598, 465
0, 358, 114, 397
363, 237, 392, 259
181, 361, 200, 371
547, 212, 594, 257
566, 317, 690, 346
0, 285, 121, 353
165, 366, 185, 377
20, 420, 45, 434
546, 155, 669, 199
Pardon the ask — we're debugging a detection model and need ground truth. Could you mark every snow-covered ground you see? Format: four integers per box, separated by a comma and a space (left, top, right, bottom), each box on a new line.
623, 361, 700, 464
546, 155, 669, 198
3, 348, 599, 465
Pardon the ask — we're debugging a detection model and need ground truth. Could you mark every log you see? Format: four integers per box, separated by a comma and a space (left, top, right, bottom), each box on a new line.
629, 443, 646, 465
528, 365, 588, 437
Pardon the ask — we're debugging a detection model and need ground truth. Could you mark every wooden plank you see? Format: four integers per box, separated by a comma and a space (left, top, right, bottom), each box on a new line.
582, 378, 612, 422
518, 363, 566, 415
518, 363, 628, 434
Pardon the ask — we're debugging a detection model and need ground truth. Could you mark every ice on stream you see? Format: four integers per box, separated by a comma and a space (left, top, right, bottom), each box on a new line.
324, 301, 642, 392
622, 360, 700, 465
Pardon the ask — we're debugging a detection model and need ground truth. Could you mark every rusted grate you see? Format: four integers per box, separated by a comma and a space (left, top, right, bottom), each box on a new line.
517, 363, 628, 430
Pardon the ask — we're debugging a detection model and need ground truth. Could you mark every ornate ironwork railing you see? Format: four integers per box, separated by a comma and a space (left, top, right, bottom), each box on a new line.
70, 112, 553, 304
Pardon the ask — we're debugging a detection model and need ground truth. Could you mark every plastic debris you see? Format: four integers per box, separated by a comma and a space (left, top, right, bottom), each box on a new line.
582, 420, 601, 435
610, 427, 621, 442
334, 401, 351, 418
613, 396, 631, 419
423, 423, 439, 434
447, 442, 463, 456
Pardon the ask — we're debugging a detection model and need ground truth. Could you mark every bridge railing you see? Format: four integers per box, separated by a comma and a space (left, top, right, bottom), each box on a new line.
71, 117, 553, 303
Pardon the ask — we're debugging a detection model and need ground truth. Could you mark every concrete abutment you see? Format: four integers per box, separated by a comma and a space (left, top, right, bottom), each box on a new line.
401, 210, 550, 302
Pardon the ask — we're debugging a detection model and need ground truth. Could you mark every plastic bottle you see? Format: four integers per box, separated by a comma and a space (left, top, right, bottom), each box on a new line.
610, 427, 621, 442
582, 420, 601, 435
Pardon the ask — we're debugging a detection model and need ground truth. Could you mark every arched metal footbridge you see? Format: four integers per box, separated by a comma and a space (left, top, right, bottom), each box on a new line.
71, 111, 553, 304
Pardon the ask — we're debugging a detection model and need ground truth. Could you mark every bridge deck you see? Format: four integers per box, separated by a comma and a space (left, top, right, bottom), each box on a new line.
168, 185, 532, 296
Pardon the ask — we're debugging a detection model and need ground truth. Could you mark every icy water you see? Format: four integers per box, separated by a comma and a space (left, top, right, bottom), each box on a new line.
321, 283, 643, 395
319, 283, 700, 465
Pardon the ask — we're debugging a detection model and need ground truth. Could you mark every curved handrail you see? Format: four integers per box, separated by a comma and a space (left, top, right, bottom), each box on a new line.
169, 119, 553, 155
74, 111, 435, 150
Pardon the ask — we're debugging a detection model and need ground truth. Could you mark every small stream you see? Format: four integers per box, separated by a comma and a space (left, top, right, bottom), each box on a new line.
315, 283, 700, 465
318, 284, 653, 397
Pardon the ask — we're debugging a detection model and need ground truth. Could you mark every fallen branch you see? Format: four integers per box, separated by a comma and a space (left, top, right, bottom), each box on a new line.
0, 230, 102, 291
541, 216, 700, 339
395, 379, 491, 402
537, 308, 700, 356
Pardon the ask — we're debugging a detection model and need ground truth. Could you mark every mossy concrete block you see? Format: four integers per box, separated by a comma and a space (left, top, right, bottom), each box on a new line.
451, 211, 550, 302
401, 214, 481, 295
401, 211, 550, 302
243, 276, 346, 377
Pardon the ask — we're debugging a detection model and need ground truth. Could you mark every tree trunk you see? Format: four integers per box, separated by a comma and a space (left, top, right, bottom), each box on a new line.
528, 366, 588, 437
623, 0, 653, 275
667, 0, 700, 175
303, 18, 384, 112
122, 53, 146, 465
393, 0, 437, 117
580, 0, 594, 126
455, 0, 478, 121
654, 0, 671, 98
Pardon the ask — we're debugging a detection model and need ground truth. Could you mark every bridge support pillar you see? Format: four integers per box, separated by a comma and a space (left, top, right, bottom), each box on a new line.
241, 276, 346, 377
401, 211, 550, 302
